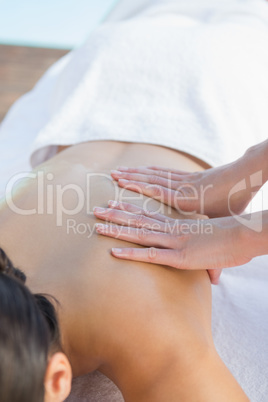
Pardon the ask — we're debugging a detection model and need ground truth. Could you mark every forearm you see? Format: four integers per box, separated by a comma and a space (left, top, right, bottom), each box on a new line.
242, 139, 268, 184
243, 209, 268, 258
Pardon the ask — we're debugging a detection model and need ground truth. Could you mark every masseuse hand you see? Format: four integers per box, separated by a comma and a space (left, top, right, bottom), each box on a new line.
110, 143, 266, 218
94, 201, 253, 285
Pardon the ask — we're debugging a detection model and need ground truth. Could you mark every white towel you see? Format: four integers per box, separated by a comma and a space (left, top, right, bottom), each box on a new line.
1, 1, 268, 401
27, 0, 268, 169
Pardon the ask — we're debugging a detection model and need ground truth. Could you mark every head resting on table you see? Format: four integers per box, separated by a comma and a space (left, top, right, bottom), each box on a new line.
0, 247, 72, 402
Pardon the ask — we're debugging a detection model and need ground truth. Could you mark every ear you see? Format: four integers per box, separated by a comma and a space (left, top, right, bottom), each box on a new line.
44, 352, 72, 402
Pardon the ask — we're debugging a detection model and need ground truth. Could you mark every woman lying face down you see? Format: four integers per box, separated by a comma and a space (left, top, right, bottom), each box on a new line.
0, 248, 72, 402
0, 141, 249, 402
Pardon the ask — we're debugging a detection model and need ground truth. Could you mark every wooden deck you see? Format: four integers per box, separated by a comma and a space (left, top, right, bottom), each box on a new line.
0, 44, 69, 122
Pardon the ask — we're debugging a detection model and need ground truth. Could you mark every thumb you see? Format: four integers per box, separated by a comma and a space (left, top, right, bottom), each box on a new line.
207, 268, 223, 285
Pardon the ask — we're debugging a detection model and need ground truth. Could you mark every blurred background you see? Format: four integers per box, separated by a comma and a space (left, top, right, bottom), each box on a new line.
0, 0, 120, 121
0, 0, 120, 48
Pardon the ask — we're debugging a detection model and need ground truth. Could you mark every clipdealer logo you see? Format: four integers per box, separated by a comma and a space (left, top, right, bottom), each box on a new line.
228, 170, 263, 232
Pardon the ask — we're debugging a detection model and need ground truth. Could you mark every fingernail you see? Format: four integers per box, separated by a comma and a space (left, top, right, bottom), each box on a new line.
108, 200, 119, 207
112, 248, 123, 254
117, 166, 128, 171
95, 224, 109, 232
93, 207, 107, 214
111, 170, 122, 176
118, 179, 129, 185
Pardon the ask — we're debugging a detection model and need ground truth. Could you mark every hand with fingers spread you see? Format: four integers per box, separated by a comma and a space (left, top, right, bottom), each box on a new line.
110, 140, 268, 218
93, 201, 255, 285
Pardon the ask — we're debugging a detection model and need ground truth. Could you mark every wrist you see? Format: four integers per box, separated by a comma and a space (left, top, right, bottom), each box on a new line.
214, 216, 250, 259
240, 210, 268, 259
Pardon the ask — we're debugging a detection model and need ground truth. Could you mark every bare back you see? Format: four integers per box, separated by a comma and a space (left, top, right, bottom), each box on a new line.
0, 142, 247, 401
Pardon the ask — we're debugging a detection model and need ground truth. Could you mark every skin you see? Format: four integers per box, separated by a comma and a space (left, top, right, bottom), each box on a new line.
94, 139, 268, 284
0, 141, 248, 401
44, 352, 72, 402
111, 140, 268, 217
94, 202, 252, 271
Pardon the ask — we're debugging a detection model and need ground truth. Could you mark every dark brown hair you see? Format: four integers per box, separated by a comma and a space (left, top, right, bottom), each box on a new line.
0, 248, 62, 402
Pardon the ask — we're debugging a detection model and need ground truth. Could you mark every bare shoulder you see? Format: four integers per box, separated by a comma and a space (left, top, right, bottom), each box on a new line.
96, 265, 212, 398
